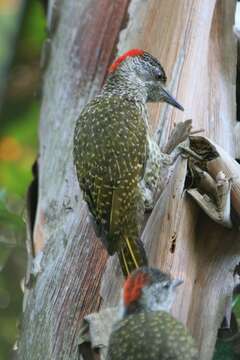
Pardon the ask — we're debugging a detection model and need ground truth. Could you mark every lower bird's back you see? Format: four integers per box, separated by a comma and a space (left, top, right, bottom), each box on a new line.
107, 311, 198, 360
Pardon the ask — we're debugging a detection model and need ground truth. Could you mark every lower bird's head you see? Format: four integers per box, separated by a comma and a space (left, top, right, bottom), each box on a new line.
121, 267, 183, 317
108, 49, 183, 110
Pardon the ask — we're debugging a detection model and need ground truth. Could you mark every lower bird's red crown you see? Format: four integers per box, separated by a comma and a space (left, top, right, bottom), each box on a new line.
123, 271, 149, 305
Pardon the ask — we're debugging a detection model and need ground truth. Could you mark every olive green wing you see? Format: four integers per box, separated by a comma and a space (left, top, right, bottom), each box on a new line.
73, 96, 147, 253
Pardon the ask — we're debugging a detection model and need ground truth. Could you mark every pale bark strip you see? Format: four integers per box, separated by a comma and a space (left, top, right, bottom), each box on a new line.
18, 0, 129, 359
100, 1, 240, 360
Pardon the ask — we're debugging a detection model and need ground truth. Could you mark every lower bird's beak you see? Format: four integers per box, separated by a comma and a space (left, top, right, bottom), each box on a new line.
172, 279, 184, 288
161, 87, 184, 111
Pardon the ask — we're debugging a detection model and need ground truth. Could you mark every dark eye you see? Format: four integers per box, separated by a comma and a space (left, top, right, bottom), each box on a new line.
163, 282, 170, 289
155, 71, 167, 82
155, 73, 163, 81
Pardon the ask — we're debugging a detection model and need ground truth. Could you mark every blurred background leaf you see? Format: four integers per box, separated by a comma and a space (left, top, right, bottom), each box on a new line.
0, 0, 45, 358
213, 292, 240, 360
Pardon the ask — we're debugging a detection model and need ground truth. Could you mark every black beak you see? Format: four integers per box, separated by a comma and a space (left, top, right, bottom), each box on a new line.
172, 279, 184, 288
161, 88, 184, 111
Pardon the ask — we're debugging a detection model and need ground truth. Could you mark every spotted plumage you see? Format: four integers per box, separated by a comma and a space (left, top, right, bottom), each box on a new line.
107, 311, 198, 360
107, 267, 198, 360
73, 49, 183, 276
74, 95, 147, 260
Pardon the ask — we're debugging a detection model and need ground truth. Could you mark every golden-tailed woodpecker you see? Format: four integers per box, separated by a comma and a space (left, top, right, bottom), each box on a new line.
107, 267, 198, 360
73, 49, 184, 276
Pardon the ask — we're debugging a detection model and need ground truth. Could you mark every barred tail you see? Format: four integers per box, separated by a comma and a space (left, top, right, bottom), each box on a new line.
117, 237, 148, 277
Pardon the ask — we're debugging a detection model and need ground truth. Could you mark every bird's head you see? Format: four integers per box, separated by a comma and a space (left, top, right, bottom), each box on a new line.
121, 267, 183, 317
108, 49, 183, 110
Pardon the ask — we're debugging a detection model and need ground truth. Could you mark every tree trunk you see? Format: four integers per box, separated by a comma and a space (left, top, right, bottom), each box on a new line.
18, 1, 239, 360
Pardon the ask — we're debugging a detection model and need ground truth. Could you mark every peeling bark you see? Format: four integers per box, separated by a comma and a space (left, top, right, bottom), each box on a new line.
101, 1, 240, 360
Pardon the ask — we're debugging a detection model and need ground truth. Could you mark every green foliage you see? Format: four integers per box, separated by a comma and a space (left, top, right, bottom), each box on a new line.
213, 295, 240, 360
0, 0, 46, 358
0, 190, 27, 360
0, 5, 19, 82
213, 340, 236, 360
0, 101, 39, 196
0, 190, 25, 239
18, 1, 46, 60
233, 294, 240, 316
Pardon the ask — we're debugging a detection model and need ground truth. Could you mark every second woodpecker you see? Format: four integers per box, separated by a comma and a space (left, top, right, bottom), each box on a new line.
73, 49, 184, 276
107, 267, 198, 359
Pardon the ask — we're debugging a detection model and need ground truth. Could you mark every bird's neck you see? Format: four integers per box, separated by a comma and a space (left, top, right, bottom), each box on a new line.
121, 303, 144, 318
102, 70, 148, 105
119, 296, 172, 319
102, 71, 149, 127
121, 303, 171, 320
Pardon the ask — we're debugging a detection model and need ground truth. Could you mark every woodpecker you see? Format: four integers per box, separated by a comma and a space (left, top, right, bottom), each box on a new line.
73, 49, 184, 276
107, 267, 198, 360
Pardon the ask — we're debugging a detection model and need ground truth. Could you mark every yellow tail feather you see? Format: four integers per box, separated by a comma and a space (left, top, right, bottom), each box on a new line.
120, 247, 130, 276
125, 236, 139, 268
118, 236, 148, 277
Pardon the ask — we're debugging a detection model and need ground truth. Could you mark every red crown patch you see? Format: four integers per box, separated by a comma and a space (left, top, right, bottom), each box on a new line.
109, 49, 144, 73
123, 271, 149, 305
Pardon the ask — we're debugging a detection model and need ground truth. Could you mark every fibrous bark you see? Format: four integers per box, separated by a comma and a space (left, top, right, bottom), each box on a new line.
18, 1, 129, 358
